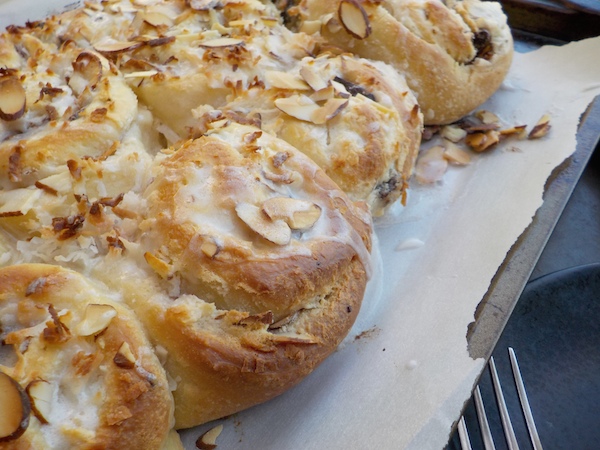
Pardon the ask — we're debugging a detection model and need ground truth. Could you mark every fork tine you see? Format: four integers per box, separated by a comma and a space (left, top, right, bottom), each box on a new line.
489, 356, 520, 450
457, 416, 473, 450
508, 347, 544, 450
473, 386, 497, 450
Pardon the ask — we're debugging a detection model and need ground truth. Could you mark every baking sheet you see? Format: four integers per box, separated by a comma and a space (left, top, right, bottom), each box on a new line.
1, 3, 600, 449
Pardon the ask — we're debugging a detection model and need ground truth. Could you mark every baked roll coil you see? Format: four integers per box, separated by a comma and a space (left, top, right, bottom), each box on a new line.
134, 122, 372, 427
32, 0, 316, 138
294, 0, 514, 125
217, 53, 423, 215
0, 30, 140, 190
0, 264, 177, 449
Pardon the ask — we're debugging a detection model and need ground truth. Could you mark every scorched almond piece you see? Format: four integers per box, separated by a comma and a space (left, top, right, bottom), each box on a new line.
0, 372, 30, 442
26, 379, 53, 424
76, 303, 117, 336
0, 77, 26, 121
338, 0, 371, 40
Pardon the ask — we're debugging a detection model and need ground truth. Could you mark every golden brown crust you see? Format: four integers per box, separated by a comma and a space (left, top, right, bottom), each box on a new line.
0, 264, 174, 450
298, 0, 514, 124
141, 123, 371, 320
131, 122, 371, 427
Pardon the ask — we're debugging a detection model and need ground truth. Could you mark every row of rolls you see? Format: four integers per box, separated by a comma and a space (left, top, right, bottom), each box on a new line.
0, 0, 512, 448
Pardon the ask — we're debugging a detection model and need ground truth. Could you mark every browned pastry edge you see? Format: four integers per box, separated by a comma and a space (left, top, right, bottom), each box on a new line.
131, 255, 367, 428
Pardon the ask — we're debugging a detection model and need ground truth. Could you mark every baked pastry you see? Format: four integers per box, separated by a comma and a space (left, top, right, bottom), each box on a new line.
23, 0, 423, 215
32, 0, 316, 138
217, 53, 423, 215
130, 122, 372, 427
0, 31, 142, 189
293, 0, 514, 124
0, 264, 176, 449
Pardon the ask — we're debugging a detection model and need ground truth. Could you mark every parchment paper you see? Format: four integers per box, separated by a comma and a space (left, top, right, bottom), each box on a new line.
1, 4, 599, 448
178, 37, 600, 449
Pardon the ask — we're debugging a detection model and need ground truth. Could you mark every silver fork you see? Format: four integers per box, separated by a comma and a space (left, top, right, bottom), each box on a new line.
457, 347, 544, 450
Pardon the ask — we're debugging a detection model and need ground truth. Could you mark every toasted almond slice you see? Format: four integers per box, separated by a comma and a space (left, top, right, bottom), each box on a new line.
262, 197, 322, 230
114, 341, 137, 369
200, 239, 219, 258
274, 95, 320, 122
414, 145, 448, 184
440, 124, 467, 143
0, 77, 26, 121
299, 65, 330, 92
144, 252, 173, 278
300, 20, 322, 34
310, 85, 335, 102
311, 97, 348, 124
235, 202, 291, 245
199, 37, 244, 48
338, 0, 371, 40
69, 51, 103, 96
123, 70, 160, 79
499, 124, 527, 139
443, 140, 471, 165
265, 71, 310, 91
0, 372, 30, 442
76, 304, 117, 337
94, 39, 143, 54
475, 110, 500, 125
26, 379, 53, 424
528, 114, 551, 139
142, 11, 174, 27
196, 424, 223, 450
465, 130, 500, 152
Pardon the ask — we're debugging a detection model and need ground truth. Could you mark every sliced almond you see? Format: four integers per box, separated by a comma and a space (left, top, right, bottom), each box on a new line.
475, 110, 500, 125
338, 0, 371, 40
274, 95, 320, 123
499, 124, 527, 139
264, 71, 310, 91
76, 304, 117, 337
465, 130, 500, 152
299, 65, 329, 92
311, 97, 349, 125
144, 252, 173, 278
414, 145, 448, 184
299, 19, 322, 35
196, 424, 223, 450
26, 379, 53, 424
114, 341, 137, 369
200, 237, 220, 258
0, 77, 26, 121
69, 51, 103, 96
94, 40, 143, 55
442, 140, 471, 165
142, 11, 174, 27
123, 70, 160, 79
262, 197, 322, 230
440, 124, 467, 143
0, 372, 30, 442
235, 202, 291, 246
199, 37, 244, 48
310, 85, 335, 102
528, 114, 551, 139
